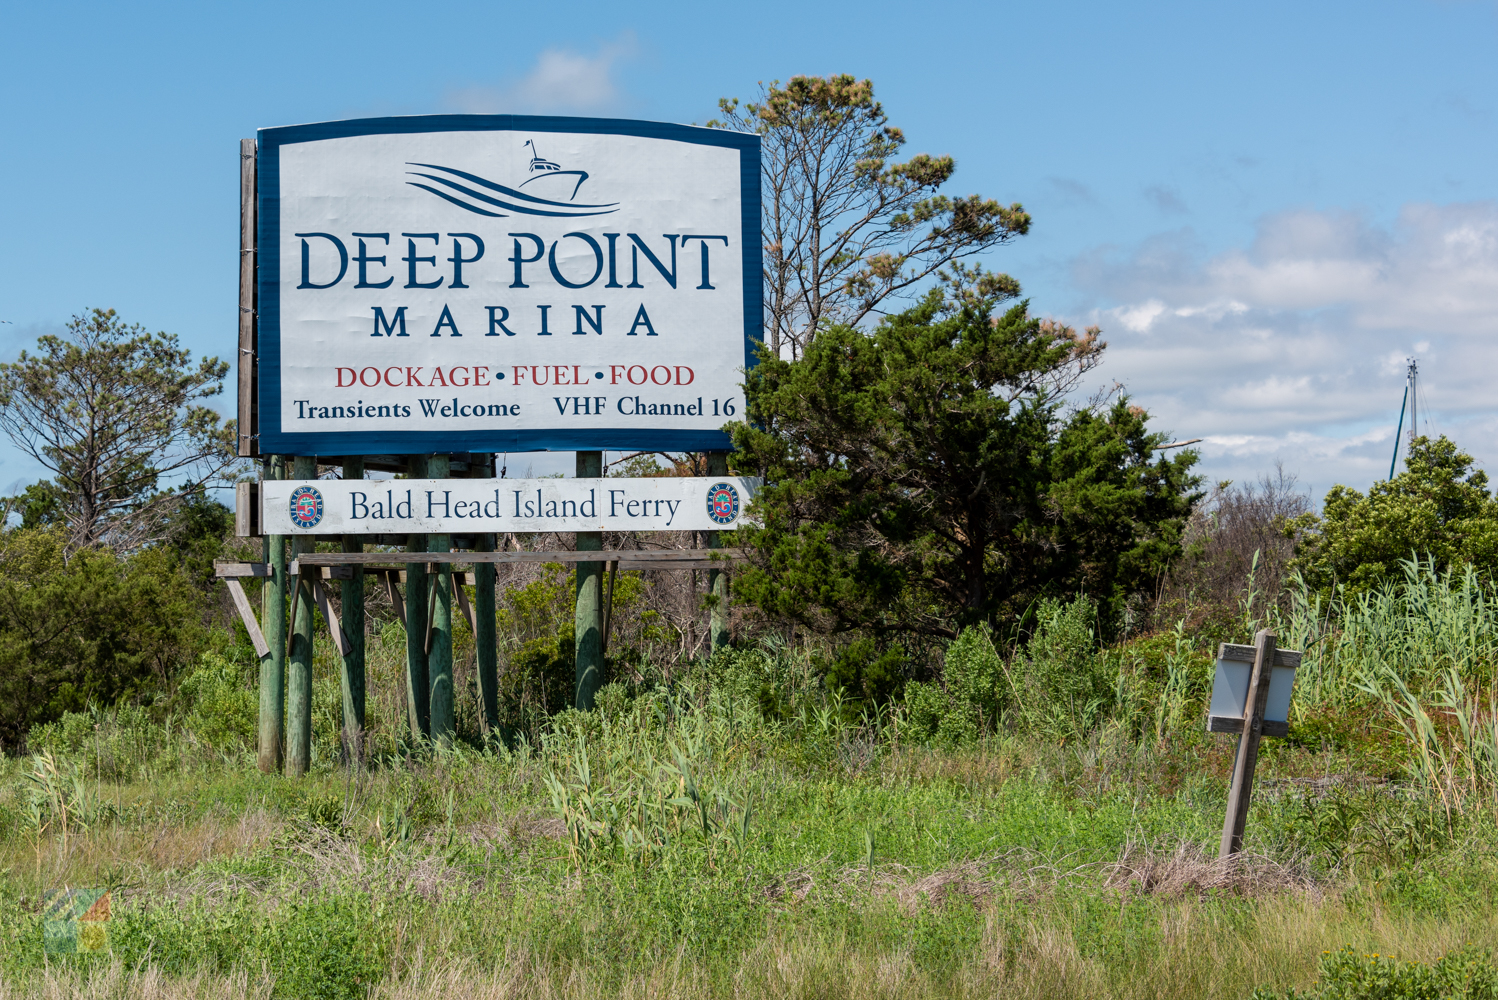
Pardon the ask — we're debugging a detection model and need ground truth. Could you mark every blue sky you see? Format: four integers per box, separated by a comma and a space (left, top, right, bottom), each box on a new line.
3, 0, 1496, 500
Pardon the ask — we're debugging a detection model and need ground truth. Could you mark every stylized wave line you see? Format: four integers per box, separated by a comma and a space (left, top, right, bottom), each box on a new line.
406, 182, 507, 217
404, 162, 619, 218
405, 171, 614, 218
409, 162, 617, 209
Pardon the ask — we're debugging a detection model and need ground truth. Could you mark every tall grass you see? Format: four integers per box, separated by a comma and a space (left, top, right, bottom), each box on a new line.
12, 555, 1498, 997
1274, 558, 1498, 716
1257, 558, 1498, 814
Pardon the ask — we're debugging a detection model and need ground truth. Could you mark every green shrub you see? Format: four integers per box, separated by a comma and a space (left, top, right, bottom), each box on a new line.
495, 564, 579, 734
901, 678, 979, 749
943, 626, 1003, 724
1010, 594, 1111, 733
1256, 945, 1498, 999
179, 652, 257, 755
27, 702, 166, 782
819, 637, 906, 720
262, 897, 385, 1000
0, 529, 206, 750
896, 626, 1002, 747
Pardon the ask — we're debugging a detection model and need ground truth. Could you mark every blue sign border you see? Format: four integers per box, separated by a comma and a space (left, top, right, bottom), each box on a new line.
256, 115, 761, 456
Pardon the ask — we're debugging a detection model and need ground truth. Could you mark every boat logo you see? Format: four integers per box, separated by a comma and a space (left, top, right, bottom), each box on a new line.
705, 482, 740, 525
406, 138, 619, 219
289, 485, 324, 529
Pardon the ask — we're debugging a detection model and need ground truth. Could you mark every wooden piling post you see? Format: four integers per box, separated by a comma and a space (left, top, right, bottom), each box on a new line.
404, 456, 431, 743
474, 455, 499, 737
574, 450, 604, 710
258, 455, 287, 773
286, 455, 317, 777
706, 451, 730, 652
340, 457, 365, 762
237, 137, 257, 460
427, 454, 455, 749
1220, 629, 1277, 857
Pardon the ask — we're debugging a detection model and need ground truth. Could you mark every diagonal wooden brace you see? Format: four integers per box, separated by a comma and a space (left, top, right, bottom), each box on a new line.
453, 571, 475, 635
424, 562, 441, 656
286, 571, 304, 658
224, 578, 270, 659
381, 569, 406, 629
602, 559, 619, 658
311, 577, 352, 657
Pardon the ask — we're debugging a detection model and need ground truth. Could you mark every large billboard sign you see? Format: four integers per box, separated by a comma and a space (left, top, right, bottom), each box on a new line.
255, 116, 761, 456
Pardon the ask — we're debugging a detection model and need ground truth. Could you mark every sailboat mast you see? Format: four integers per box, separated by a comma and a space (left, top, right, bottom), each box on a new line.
1407, 359, 1418, 449
1390, 382, 1409, 480
1388, 358, 1419, 480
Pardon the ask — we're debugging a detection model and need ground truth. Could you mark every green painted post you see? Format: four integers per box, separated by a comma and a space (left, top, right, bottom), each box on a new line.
474, 455, 499, 737
574, 450, 604, 710
286, 454, 316, 777
405, 456, 431, 743
259, 455, 287, 773
427, 453, 455, 749
340, 457, 366, 763
706, 451, 731, 652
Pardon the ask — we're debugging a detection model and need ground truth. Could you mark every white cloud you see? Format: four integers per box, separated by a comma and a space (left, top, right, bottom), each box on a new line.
1115, 299, 1166, 332
446, 34, 638, 115
1069, 201, 1498, 503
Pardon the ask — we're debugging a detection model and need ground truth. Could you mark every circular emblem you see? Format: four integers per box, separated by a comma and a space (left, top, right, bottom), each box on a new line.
705, 482, 740, 526
288, 485, 324, 529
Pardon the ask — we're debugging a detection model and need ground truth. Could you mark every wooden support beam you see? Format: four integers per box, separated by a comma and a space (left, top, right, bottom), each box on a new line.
286, 570, 303, 658
392, 569, 470, 584
404, 459, 431, 741
424, 567, 441, 656
425, 453, 455, 749
259, 457, 287, 775
224, 578, 271, 659
286, 457, 316, 778
1208, 716, 1289, 738
340, 458, 366, 763
234, 483, 260, 537
1218, 643, 1302, 669
453, 573, 475, 635
379, 569, 406, 628
237, 137, 258, 458
310, 577, 352, 657
706, 451, 731, 652
475, 524, 498, 737
286, 561, 353, 579
601, 559, 618, 658
1220, 630, 1277, 857
216, 561, 272, 578
574, 450, 604, 712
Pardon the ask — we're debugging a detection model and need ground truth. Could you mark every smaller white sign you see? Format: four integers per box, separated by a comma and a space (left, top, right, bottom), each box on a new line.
261, 477, 757, 535
1208, 659, 1296, 724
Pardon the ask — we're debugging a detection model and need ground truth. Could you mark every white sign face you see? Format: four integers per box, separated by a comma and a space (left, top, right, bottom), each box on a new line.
1208, 659, 1296, 724
256, 116, 761, 456
262, 477, 758, 535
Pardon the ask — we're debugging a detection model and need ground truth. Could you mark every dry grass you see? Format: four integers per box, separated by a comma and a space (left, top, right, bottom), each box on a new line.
762, 839, 1325, 918
0, 810, 282, 896
10, 896, 1498, 999
1103, 841, 1324, 900
0, 965, 272, 1000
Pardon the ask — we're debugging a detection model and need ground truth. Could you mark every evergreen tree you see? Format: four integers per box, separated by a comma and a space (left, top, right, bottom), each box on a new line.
728, 285, 1201, 638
